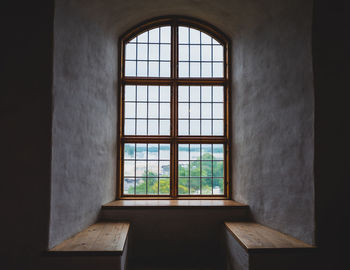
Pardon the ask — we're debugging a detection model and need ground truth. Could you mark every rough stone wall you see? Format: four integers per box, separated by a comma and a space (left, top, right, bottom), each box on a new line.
50, 0, 315, 247
231, 0, 315, 244
49, 1, 117, 247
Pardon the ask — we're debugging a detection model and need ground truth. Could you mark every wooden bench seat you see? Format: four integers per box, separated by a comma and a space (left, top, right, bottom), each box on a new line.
45, 221, 130, 270
224, 222, 316, 270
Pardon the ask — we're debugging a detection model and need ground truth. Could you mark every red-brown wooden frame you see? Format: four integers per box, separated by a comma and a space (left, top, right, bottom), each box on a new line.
118, 16, 231, 199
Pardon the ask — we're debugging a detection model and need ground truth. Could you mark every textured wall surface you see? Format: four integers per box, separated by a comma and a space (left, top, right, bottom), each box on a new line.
49, 1, 118, 247
50, 0, 315, 248
231, 0, 315, 244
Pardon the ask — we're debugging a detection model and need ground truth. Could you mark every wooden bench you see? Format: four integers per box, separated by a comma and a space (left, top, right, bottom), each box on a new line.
224, 222, 316, 270
45, 221, 130, 270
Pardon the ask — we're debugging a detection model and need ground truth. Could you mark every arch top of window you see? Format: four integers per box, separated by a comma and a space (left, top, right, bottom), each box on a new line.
121, 17, 229, 79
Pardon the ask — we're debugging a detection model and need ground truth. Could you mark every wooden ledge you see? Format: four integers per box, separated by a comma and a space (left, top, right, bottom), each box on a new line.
103, 199, 248, 209
48, 222, 130, 256
225, 222, 316, 253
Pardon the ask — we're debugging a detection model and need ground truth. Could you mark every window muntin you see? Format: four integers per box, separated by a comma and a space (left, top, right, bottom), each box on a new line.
120, 17, 229, 198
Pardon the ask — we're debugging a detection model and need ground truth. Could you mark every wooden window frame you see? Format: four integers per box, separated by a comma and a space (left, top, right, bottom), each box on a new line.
117, 16, 231, 199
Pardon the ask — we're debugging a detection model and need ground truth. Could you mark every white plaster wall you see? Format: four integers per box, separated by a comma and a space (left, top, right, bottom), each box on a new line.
50, 0, 314, 247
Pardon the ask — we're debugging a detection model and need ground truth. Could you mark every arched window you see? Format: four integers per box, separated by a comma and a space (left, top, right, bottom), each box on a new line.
118, 17, 230, 198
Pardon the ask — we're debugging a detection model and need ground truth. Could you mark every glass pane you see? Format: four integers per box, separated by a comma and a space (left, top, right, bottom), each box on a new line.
149, 28, 159, 43
178, 178, 189, 195
213, 103, 224, 119
148, 120, 158, 135
125, 61, 136, 76
125, 44, 136, 60
190, 86, 200, 102
147, 177, 158, 194
137, 61, 147, 76
190, 45, 200, 61
213, 120, 224, 135
213, 144, 224, 160
178, 161, 189, 177
159, 62, 170, 77
201, 63, 212, 77
178, 103, 189, 118
190, 178, 200, 195
148, 103, 158, 118
178, 86, 189, 102
201, 32, 212, 44
159, 178, 170, 195
124, 178, 135, 195
213, 45, 224, 61
178, 144, 189, 160
213, 86, 224, 102
148, 62, 159, 77
160, 144, 170, 160
160, 26, 171, 43
201, 103, 211, 119
160, 44, 171, 60
124, 161, 135, 176
125, 102, 135, 118
136, 144, 147, 159
201, 45, 211, 61
213, 178, 224, 194
179, 45, 189, 61
201, 120, 212, 135
125, 85, 136, 101
190, 103, 200, 119
136, 161, 147, 177
136, 178, 146, 194
202, 177, 213, 195
179, 27, 189, 44
137, 44, 147, 60
190, 62, 200, 77
124, 144, 135, 159
160, 103, 170, 118
160, 86, 170, 102
201, 144, 212, 159
148, 144, 158, 160
201, 161, 212, 176
213, 161, 224, 177
189, 120, 200, 135
124, 119, 135, 135
190, 161, 200, 176
190, 28, 200, 43
179, 62, 189, 77
179, 120, 189, 135
190, 144, 200, 160
159, 161, 170, 177
137, 103, 147, 118
137, 86, 147, 101
160, 120, 170, 135
149, 44, 159, 60
213, 62, 223, 77
149, 86, 159, 101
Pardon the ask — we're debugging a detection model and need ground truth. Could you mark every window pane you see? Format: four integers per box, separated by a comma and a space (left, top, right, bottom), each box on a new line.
178, 144, 225, 196
125, 44, 136, 60
125, 26, 171, 78
124, 119, 135, 135
178, 86, 225, 136
124, 144, 135, 159
125, 85, 136, 101
123, 143, 171, 196
124, 85, 170, 136
124, 178, 135, 195
178, 27, 224, 78
160, 26, 171, 43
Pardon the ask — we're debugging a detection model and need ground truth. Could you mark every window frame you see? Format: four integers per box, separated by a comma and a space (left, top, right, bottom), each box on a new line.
118, 16, 231, 199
